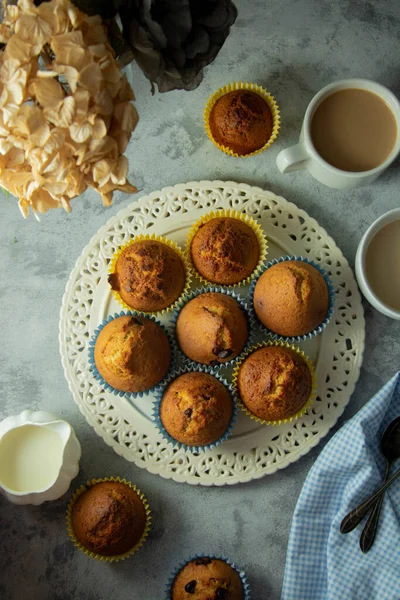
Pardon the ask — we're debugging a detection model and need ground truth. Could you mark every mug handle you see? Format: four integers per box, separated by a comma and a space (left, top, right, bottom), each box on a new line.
276, 142, 310, 173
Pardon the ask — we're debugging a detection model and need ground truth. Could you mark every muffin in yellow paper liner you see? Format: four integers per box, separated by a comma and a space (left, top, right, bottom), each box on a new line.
232, 341, 317, 426
66, 477, 151, 563
204, 81, 281, 157
185, 209, 268, 288
108, 234, 192, 315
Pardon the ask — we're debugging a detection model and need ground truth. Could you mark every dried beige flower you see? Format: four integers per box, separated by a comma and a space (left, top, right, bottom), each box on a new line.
0, 0, 137, 217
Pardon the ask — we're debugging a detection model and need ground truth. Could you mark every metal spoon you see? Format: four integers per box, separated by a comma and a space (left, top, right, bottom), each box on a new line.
340, 416, 400, 536
360, 416, 400, 552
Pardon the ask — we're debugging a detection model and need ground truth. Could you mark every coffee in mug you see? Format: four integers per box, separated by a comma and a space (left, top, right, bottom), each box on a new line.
310, 88, 397, 172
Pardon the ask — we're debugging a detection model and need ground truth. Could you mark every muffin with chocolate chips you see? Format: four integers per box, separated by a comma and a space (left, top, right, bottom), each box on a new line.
190, 217, 260, 285
237, 345, 312, 422
209, 89, 273, 155
253, 260, 329, 337
109, 239, 186, 312
160, 372, 233, 447
70, 480, 148, 557
171, 557, 244, 600
176, 292, 248, 366
94, 315, 171, 393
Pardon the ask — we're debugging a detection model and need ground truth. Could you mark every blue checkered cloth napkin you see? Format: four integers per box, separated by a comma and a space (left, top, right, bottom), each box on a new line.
282, 371, 400, 600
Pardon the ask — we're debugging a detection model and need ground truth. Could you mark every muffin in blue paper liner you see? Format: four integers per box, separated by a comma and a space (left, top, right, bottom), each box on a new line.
249, 255, 335, 344
88, 311, 176, 399
171, 286, 256, 371
165, 553, 251, 600
152, 366, 237, 454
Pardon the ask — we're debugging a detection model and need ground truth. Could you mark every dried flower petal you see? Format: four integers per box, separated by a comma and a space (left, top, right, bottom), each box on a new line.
91, 118, 107, 139
94, 88, 113, 116
113, 101, 139, 132
74, 88, 90, 119
0, 138, 14, 155
51, 32, 91, 70
30, 188, 60, 213
117, 181, 137, 194
18, 0, 37, 17
101, 191, 113, 206
5, 36, 41, 62
67, 6, 85, 29
92, 159, 111, 187
79, 62, 102, 92
15, 15, 52, 45
30, 78, 64, 107
0, 114, 9, 137
111, 155, 128, 185
114, 130, 129, 153
100, 58, 121, 84
37, 3, 69, 35
52, 64, 79, 92
3, 103, 20, 125
43, 180, 69, 198
118, 75, 135, 102
44, 96, 76, 127
69, 120, 92, 143
82, 22, 107, 46
36, 70, 58, 78
0, 24, 12, 44
11, 105, 45, 135
29, 124, 51, 148
4, 5, 20, 25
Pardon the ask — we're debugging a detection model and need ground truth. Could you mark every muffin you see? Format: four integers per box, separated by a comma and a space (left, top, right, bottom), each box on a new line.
108, 239, 186, 312
237, 345, 312, 422
209, 89, 273, 155
160, 372, 233, 447
176, 292, 248, 366
190, 217, 260, 285
253, 260, 330, 337
171, 557, 244, 600
70, 481, 147, 557
94, 315, 171, 393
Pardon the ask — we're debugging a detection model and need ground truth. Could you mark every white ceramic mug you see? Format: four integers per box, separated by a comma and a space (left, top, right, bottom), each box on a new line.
276, 79, 400, 189
355, 207, 400, 320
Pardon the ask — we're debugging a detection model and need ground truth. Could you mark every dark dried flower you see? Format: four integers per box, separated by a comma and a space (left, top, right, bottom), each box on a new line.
72, 0, 238, 92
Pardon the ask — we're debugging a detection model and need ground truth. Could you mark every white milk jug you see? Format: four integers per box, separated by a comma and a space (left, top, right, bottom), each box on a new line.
0, 410, 81, 505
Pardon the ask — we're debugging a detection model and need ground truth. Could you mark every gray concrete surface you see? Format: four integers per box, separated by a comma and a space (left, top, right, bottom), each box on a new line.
1, 1, 400, 598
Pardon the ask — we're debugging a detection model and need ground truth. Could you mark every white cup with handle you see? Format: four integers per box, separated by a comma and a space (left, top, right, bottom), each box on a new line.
276, 78, 400, 190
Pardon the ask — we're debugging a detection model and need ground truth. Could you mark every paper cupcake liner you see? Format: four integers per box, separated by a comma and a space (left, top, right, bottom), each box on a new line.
204, 81, 280, 158
66, 477, 151, 563
185, 209, 268, 288
249, 255, 335, 344
152, 366, 237, 454
232, 340, 317, 426
164, 553, 251, 600
88, 311, 177, 399
108, 233, 193, 315
171, 285, 257, 371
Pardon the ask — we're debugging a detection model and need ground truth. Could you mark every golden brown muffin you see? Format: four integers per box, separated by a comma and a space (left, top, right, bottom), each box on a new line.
237, 345, 312, 422
109, 240, 186, 312
209, 89, 273, 155
171, 557, 244, 600
176, 292, 248, 366
253, 260, 329, 337
94, 315, 171, 393
190, 217, 260, 285
160, 372, 233, 447
71, 481, 147, 557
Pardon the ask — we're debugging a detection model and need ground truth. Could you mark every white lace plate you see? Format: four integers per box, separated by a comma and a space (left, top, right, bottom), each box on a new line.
59, 181, 365, 486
